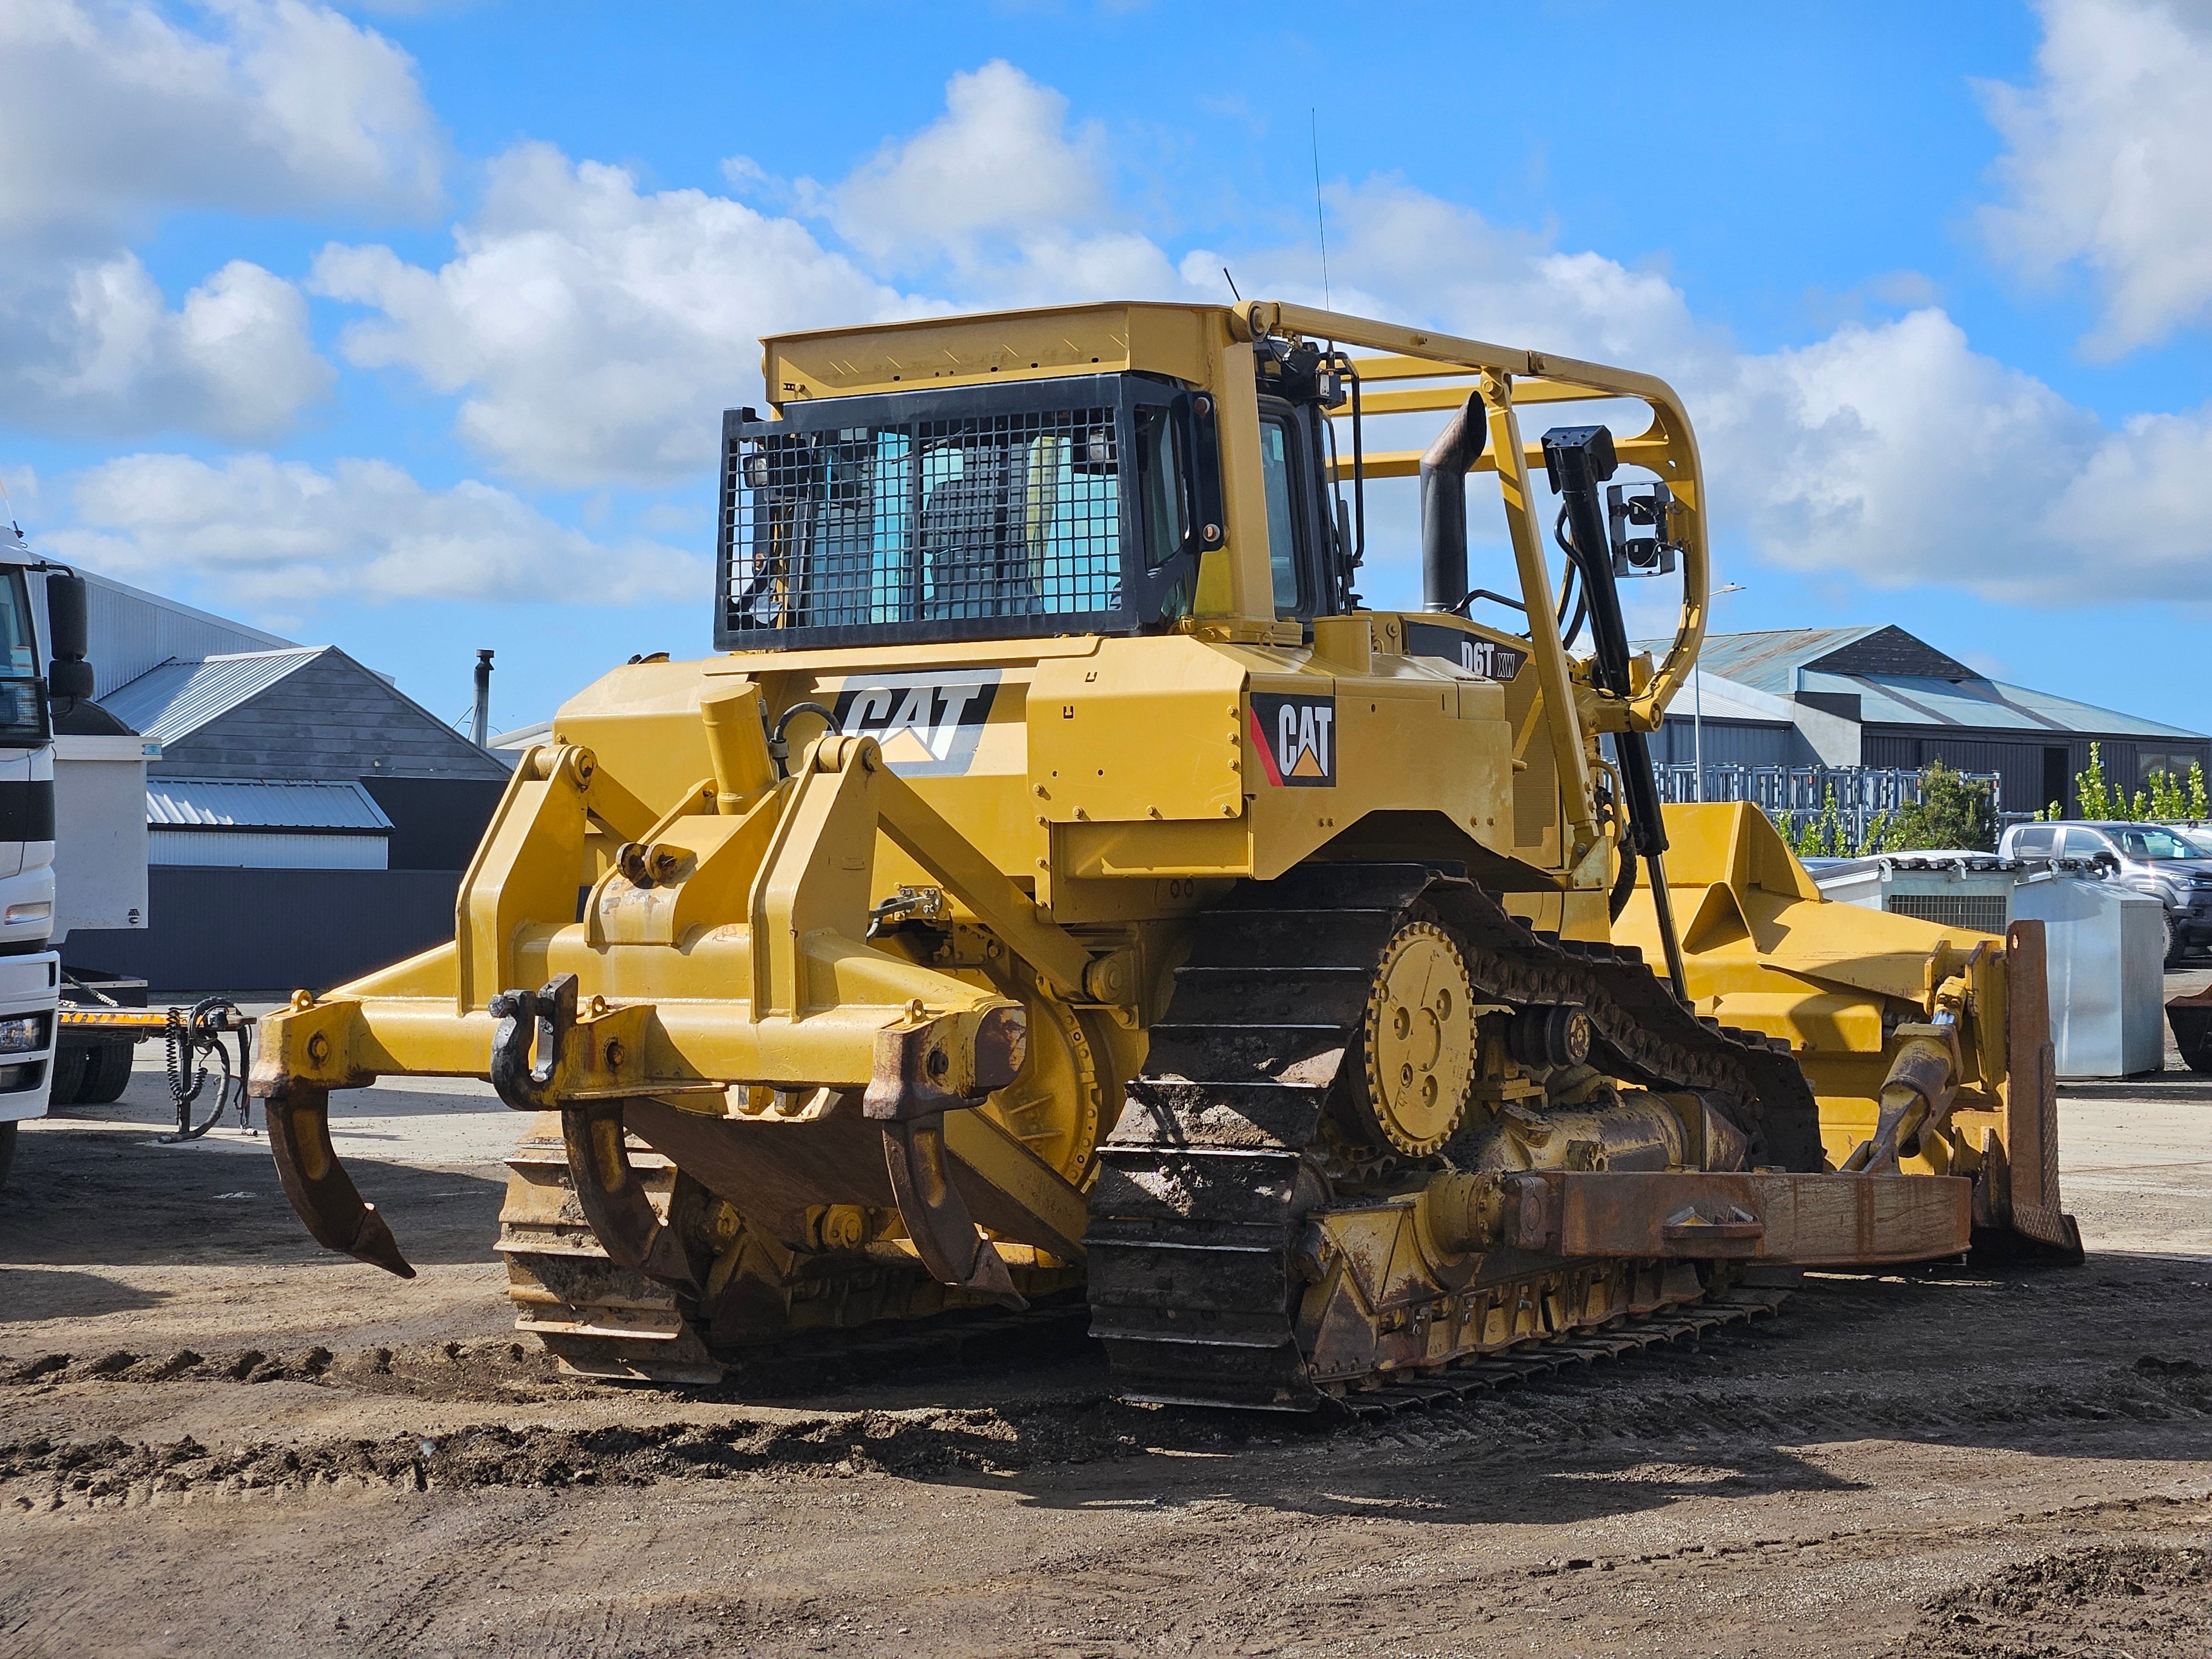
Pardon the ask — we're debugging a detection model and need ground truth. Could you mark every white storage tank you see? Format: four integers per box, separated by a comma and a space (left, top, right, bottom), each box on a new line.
1808, 852, 2164, 1079
2013, 875, 2166, 1077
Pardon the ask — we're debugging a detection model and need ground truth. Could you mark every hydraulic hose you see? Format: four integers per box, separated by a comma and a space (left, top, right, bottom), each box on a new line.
1542, 426, 1688, 1003
159, 998, 253, 1143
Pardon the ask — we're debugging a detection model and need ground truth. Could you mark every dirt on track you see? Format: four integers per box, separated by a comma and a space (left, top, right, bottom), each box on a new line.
3, 1047, 2211, 1657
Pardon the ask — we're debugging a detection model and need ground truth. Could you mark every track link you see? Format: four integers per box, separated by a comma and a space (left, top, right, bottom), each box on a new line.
1329, 1285, 1790, 1418
497, 1114, 722, 1385
1083, 862, 1822, 1410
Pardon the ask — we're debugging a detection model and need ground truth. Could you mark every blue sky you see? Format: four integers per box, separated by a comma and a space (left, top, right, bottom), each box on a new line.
4, 0, 2211, 744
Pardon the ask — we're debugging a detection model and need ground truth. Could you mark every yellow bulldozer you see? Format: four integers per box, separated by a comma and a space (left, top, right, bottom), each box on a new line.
252, 299, 2078, 1409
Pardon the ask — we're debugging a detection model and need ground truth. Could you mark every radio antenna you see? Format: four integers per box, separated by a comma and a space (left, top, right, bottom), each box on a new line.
1311, 107, 1332, 308
1222, 267, 1242, 302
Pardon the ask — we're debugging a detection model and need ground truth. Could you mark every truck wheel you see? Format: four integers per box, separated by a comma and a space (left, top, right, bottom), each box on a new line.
0, 1119, 14, 1188
78, 1042, 134, 1105
46, 1045, 88, 1109
2164, 912, 2185, 969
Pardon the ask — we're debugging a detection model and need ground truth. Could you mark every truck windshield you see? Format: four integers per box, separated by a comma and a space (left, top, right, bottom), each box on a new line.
0, 571, 45, 747
2112, 825, 2202, 860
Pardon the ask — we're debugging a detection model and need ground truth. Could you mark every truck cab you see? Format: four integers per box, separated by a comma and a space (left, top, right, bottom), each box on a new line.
0, 523, 91, 1185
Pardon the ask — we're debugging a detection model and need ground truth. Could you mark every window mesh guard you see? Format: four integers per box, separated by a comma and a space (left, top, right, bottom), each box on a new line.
725, 406, 1125, 635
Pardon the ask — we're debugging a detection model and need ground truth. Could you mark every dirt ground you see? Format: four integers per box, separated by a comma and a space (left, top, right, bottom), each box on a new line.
4, 987, 2211, 1658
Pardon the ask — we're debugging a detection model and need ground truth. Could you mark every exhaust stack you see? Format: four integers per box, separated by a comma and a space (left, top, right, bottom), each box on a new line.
1418, 392, 1488, 611
471, 649, 494, 749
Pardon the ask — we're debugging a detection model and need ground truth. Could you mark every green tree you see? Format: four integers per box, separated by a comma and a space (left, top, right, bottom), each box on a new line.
1780, 787, 1847, 858
1888, 759, 1996, 852
2074, 743, 2117, 820
1857, 807, 1902, 855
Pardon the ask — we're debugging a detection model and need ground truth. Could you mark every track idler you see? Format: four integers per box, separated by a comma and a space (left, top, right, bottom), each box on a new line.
257, 1074, 415, 1279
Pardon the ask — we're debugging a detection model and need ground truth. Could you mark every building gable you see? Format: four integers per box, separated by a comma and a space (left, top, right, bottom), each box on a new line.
148, 648, 509, 782
1803, 624, 1975, 683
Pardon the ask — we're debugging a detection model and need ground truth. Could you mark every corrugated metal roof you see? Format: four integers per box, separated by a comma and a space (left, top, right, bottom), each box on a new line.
1797, 669, 2206, 740
145, 777, 393, 832
1635, 628, 1880, 695
491, 719, 552, 749
1633, 625, 2206, 741
1661, 668, 1796, 726
98, 648, 326, 746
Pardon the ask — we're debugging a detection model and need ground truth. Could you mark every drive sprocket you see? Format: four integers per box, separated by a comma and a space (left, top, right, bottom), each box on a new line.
1347, 919, 1477, 1158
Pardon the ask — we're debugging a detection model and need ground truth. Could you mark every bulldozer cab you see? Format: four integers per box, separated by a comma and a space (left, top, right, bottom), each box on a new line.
718, 328, 1367, 651
722, 300, 1713, 897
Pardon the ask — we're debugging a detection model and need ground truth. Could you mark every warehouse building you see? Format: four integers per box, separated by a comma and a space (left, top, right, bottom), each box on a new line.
1640, 624, 2210, 816
78, 569, 295, 695
56, 580, 510, 990
100, 645, 508, 869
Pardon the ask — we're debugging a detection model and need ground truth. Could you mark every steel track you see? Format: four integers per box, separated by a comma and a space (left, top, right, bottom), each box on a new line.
1083, 861, 1823, 1410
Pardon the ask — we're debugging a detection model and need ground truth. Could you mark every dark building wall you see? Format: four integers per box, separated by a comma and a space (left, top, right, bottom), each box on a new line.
1649, 717, 1797, 769
149, 651, 509, 784
1861, 728, 2212, 817
64, 867, 461, 993
359, 776, 508, 870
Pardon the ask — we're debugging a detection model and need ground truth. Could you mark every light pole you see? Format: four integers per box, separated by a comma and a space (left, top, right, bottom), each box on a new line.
1692, 582, 1746, 803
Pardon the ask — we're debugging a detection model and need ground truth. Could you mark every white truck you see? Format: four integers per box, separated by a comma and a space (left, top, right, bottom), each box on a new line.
0, 523, 84, 1184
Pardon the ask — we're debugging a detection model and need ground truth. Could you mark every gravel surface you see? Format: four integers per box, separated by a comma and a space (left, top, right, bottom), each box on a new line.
4, 993, 2210, 1658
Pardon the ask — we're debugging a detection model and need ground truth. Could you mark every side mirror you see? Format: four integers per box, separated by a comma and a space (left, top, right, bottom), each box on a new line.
46, 572, 92, 702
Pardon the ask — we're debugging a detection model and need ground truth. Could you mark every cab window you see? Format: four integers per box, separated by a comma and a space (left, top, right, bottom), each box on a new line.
2059, 826, 2111, 860
1134, 405, 1186, 570
1258, 413, 1306, 615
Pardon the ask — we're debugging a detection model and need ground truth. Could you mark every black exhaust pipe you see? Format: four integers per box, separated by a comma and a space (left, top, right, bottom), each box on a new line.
1419, 392, 1487, 611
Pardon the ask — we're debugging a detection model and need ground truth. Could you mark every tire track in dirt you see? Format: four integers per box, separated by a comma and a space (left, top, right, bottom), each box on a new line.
6, 1343, 2209, 1512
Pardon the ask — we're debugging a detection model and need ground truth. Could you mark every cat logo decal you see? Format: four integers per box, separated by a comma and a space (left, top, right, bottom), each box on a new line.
822, 669, 1001, 776
1249, 693, 1337, 788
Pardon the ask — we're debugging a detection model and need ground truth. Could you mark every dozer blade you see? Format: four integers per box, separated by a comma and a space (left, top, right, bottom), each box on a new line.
259, 1078, 415, 1279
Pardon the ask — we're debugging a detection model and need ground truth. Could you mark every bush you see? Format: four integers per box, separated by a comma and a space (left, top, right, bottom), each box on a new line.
2043, 743, 2211, 823
1890, 758, 1996, 852
1778, 761, 1995, 857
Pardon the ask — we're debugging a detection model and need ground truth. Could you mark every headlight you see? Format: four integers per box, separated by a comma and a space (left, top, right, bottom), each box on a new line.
4, 901, 49, 924
0, 1016, 42, 1054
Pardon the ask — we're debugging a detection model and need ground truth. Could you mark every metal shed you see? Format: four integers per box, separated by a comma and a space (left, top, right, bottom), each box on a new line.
145, 779, 394, 870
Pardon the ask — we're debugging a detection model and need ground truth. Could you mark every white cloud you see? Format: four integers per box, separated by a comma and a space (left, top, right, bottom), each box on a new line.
0, 0, 440, 441
0, 0, 441, 244
6, 254, 333, 440
296, 58, 2212, 607
1978, 0, 2212, 354
1243, 178, 2212, 606
304, 62, 1193, 486
45, 453, 705, 608
823, 60, 1108, 267
312, 142, 916, 486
